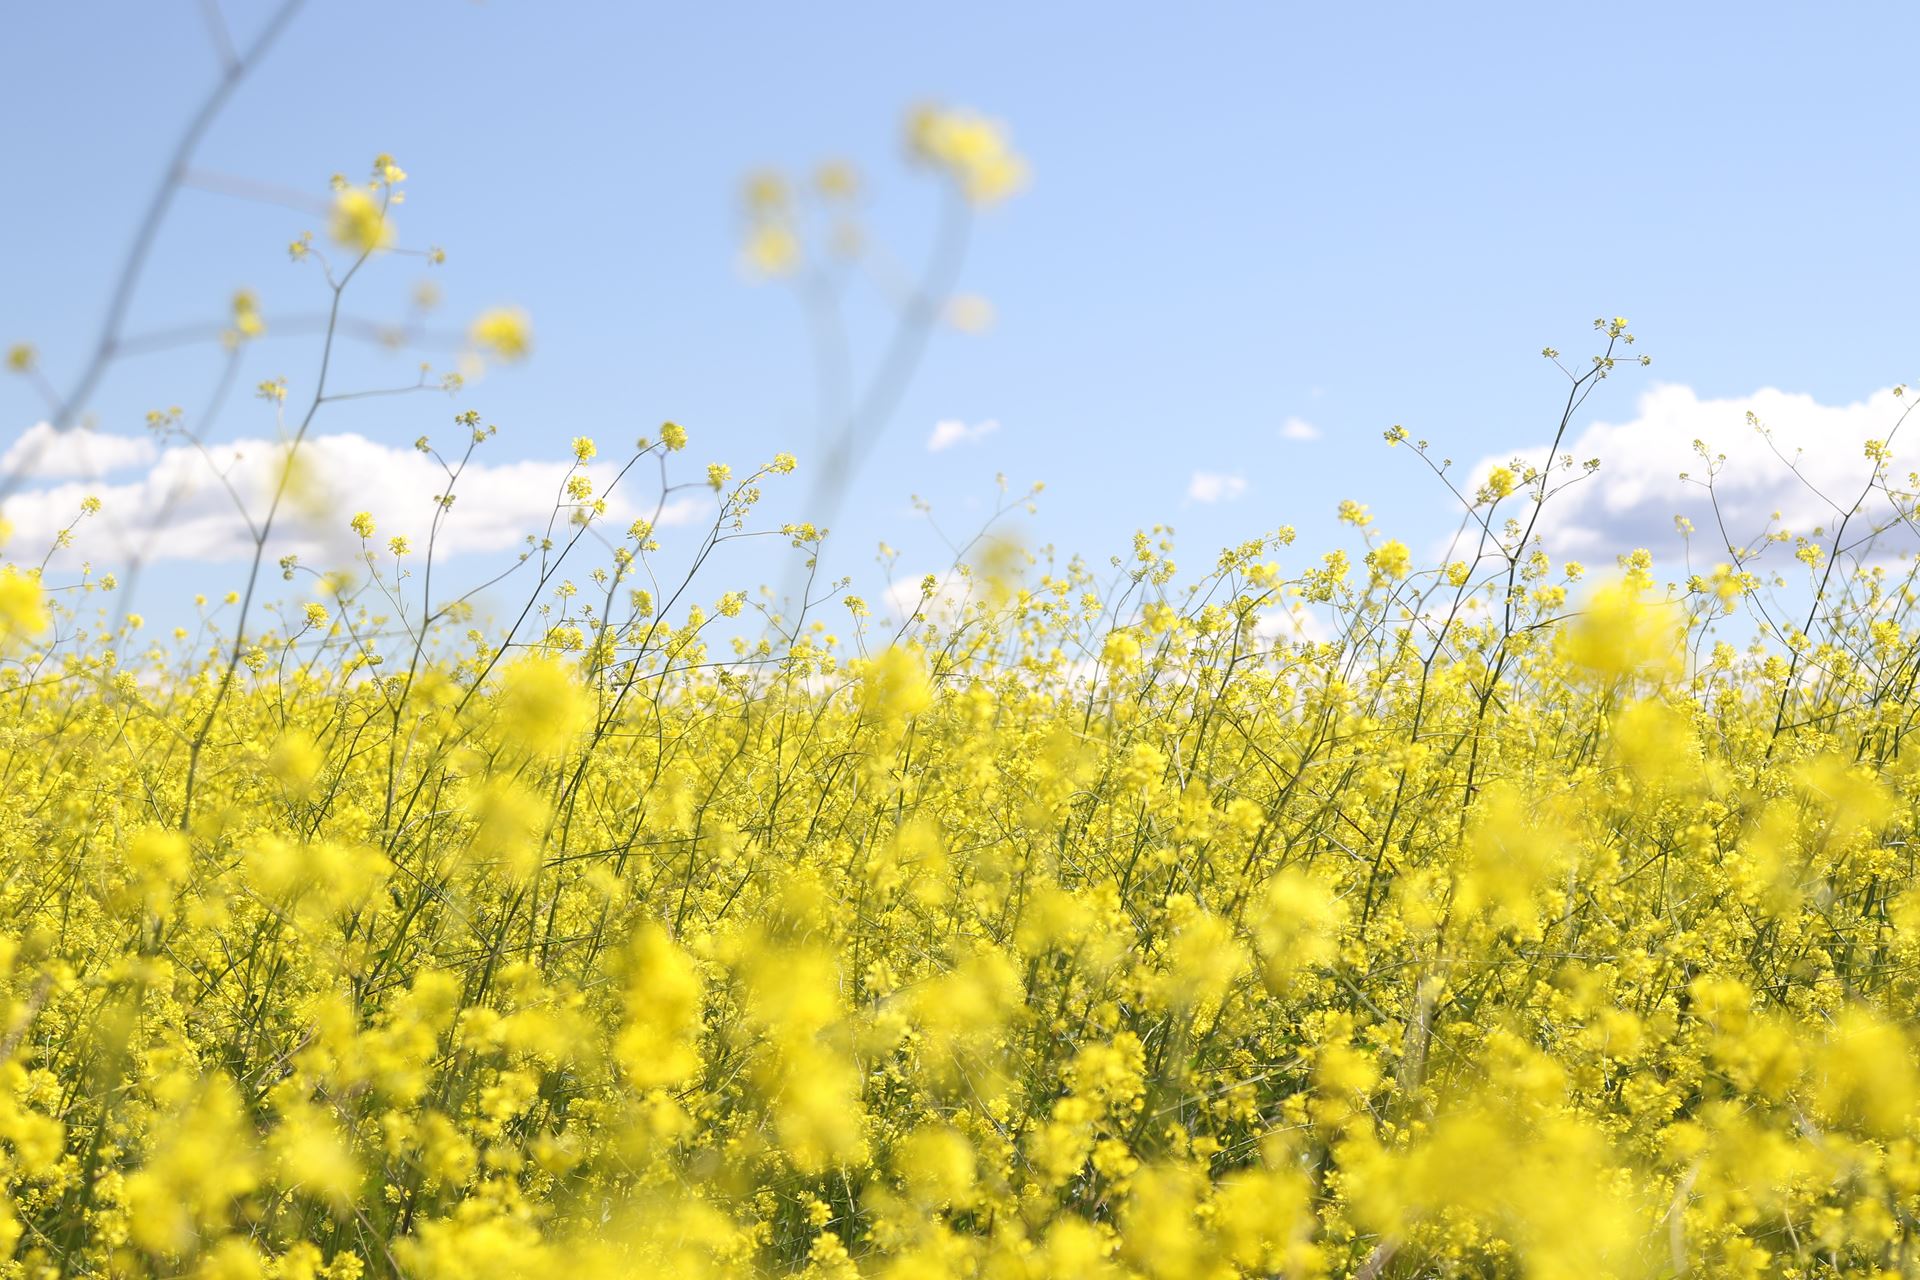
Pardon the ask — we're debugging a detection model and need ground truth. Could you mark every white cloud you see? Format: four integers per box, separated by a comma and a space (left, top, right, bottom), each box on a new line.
1255, 603, 1333, 646
1474, 383, 1918, 562
0, 424, 709, 568
1280, 417, 1321, 442
882, 568, 969, 622
2, 421, 157, 477
1187, 470, 1247, 504
926, 418, 1000, 452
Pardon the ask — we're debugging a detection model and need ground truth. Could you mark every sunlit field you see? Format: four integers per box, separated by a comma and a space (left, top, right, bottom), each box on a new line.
7, 6, 1920, 1279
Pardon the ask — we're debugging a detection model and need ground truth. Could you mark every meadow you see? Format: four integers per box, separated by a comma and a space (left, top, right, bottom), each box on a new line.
7, 24, 1920, 1280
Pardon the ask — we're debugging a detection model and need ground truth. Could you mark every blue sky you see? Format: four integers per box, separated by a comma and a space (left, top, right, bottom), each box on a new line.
4, 2, 1918, 626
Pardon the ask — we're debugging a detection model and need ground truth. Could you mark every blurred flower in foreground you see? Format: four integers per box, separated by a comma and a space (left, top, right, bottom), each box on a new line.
743, 222, 800, 277
324, 154, 407, 256
0, 568, 48, 644
814, 159, 859, 200
907, 104, 1027, 205
738, 170, 802, 279
225, 289, 265, 347
947, 294, 995, 333
329, 188, 393, 255
1561, 573, 1683, 682
470, 307, 533, 362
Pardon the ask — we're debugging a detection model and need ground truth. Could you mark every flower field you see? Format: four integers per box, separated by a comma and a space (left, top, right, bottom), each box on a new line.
6, 11, 1920, 1275
1, 375, 1919, 1278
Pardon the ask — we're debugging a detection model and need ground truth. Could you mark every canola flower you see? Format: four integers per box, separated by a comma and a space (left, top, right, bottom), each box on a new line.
906, 104, 1027, 205
738, 103, 1026, 288
329, 187, 393, 256
470, 307, 533, 363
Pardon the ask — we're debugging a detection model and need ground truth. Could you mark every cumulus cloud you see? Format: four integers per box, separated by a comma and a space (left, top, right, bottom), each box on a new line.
0, 423, 709, 568
926, 418, 1000, 452
1473, 383, 1920, 562
1187, 470, 1247, 504
2, 421, 157, 478
1280, 417, 1321, 442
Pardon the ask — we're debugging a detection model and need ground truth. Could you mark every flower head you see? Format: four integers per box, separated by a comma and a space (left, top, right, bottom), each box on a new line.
907, 104, 1028, 205
329, 187, 394, 254
470, 307, 532, 362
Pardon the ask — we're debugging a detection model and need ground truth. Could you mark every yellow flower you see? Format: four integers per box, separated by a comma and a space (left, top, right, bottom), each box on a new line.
1371, 538, 1411, 581
329, 186, 394, 253
947, 294, 996, 333
0, 569, 48, 642
742, 222, 800, 277
615, 924, 704, 1089
741, 169, 789, 216
861, 645, 931, 723
470, 306, 533, 361
815, 160, 859, 200
229, 288, 265, 341
494, 656, 593, 758
907, 104, 1028, 205
271, 1105, 361, 1213
1561, 577, 1682, 681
